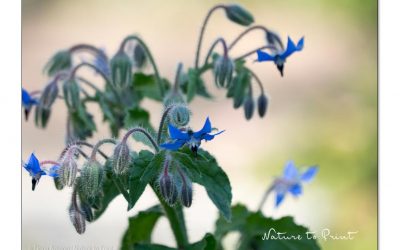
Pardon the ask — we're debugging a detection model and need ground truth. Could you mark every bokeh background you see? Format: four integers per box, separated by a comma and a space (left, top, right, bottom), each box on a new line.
22, 0, 377, 249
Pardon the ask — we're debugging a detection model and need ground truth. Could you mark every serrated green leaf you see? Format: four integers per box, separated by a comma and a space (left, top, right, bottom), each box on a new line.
187, 69, 198, 102
188, 233, 217, 250
132, 72, 169, 101
139, 150, 165, 184
121, 205, 163, 250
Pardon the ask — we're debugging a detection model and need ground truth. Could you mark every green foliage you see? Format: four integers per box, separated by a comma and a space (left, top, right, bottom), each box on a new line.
133, 72, 170, 101
121, 205, 163, 250
215, 204, 320, 250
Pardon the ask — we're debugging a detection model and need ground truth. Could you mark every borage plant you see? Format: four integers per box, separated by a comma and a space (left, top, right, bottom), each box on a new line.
22, 3, 320, 250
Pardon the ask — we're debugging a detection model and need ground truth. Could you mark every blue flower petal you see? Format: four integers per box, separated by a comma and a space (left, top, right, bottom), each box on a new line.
160, 140, 186, 151
27, 153, 41, 175
47, 165, 60, 177
283, 160, 298, 180
202, 130, 225, 141
256, 50, 274, 62
296, 37, 305, 50
289, 183, 302, 197
193, 117, 212, 139
168, 124, 189, 140
281, 37, 298, 59
22, 88, 30, 106
301, 166, 318, 182
275, 192, 286, 207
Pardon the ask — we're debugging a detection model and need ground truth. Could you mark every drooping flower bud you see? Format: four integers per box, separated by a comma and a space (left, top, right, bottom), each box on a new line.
224, 4, 254, 26
44, 50, 72, 76
266, 31, 284, 50
244, 96, 254, 120
112, 142, 131, 175
58, 155, 78, 187
133, 44, 147, 68
79, 201, 94, 222
163, 91, 185, 107
257, 94, 268, 118
80, 160, 104, 199
213, 55, 234, 88
63, 79, 81, 111
178, 169, 193, 208
169, 104, 191, 127
53, 176, 65, 190
35, 82, 59, 128
159, 160, 178, 206
69, 196, 86, 234
110, 50, 132, 88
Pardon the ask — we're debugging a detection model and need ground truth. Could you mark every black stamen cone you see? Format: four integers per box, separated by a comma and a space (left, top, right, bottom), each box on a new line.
32, 178, 38, 191
277, 64, 284, 77
24, 108, 30, 121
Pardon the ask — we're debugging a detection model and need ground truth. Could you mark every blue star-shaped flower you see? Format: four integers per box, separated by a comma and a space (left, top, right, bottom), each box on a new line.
22, 88, 38, 120
272, 160, 317, 207
23, 153, 59, 191
256, 36, 304, 76
160, 117, 224, 153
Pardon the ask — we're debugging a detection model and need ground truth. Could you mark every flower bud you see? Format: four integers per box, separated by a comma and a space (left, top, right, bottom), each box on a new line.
53, 176, 65, 190
44, 50, 72, 76
214, 56, 234, 88
244, 96, 254, 120
266, 31, 283, 50
133, 44, 147, 68
94, 50, 111, 77
69, 203, 86, 234
180, 176, 193, 208
224, 4, 254, 26
80, 160, 104, 198
112, 142, 131, 175
79, 202, 94, 222
110, 51, 132, 88
257, 94, 268, 118
59, 156, 78, 187
163, 91, 185, 107
40, 82, 59, 109
159, 168, 178, 206
63, 79, 81, 111
169, 104, 191, 127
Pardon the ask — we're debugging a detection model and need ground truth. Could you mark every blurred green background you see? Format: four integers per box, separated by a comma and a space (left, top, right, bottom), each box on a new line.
22, 0, 377, 249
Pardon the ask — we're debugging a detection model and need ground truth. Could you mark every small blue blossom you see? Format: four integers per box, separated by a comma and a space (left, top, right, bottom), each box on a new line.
256, 36, 304, 76
23, 153, 59, 191
22, 88, 38, 120
160, 117, 224, 154
272, 160, 317, 207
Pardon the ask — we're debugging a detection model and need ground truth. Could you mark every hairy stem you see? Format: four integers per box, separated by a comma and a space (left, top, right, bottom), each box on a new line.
203, 37, 228, 66
247, 68, 265, 95
157, 105, 175, 145
257, 186, 273, 211
70, 62, 110, 83
122, 127, 159, 152
40, 160, 59, 166
228, 25, 270, 50
173, 63, 183, 94
194, 4, 226, 69
119, 35, 165, 97
234, 45, 275, 61
69, 44, 104, 57
90, 139, 117, 161
152, 185, 188, 249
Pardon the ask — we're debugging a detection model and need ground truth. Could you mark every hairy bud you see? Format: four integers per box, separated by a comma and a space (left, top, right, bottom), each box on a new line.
163, 91, 185, 107
69, 203, 86, 234
63, 79, 81, 111
110, 51, 132, 88
40, 82, 59, 110
224, 4, 254, 26
80, 160, 104, 198
244, 96, 255, 120
53, 176, 65, 190
44, 50, 72, 76
179, 171, 193, 208
169, 104, 191, 127
133, 44, 147, 68
257, 94, 268, 118
213, 56, 234, 88
59, 156, 78, 187
79, 202, 94, 222
159, 160, 178, 206
112, 142, 131, 175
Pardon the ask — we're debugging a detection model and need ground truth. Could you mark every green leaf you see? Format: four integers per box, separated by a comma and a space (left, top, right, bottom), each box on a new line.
128, 150, 160, 210
69, 104, 96, 140
172, 148, 232, 221
232, 68, 250, 109
215, 204, 321, 250
134, 244, 175, 250
140, 151, 166, 184
132, 72, 169, 101
121, 205, 163, 250
188, 233, 217, 250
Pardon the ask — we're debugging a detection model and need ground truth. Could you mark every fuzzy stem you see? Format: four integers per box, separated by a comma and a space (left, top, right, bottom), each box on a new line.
70, 62, 110, 83
247, 68, 265, 95
40, 160, 59, 166
257, 185, 274, 211
173, 63, 183, 94
228, 25, 270, 50
122, 128, 159, 152
157, 105, 175, 145
69, 44, 104, 57
119, 35, 165, 97
90, 139, 117, 161
76, 77, 103, 93
234, 45, 276, 61
152, 185, 188, 248
203, 37, 228, 66
194, 4, 226, 69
